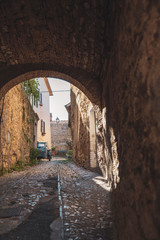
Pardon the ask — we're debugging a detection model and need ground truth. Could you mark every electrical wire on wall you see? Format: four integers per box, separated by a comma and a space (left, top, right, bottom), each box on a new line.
40, 90, 70, 96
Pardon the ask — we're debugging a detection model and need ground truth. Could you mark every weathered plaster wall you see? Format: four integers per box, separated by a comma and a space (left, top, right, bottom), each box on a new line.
0, 84, 38, 174
32, 78, 52, 149
100, 1, 160, 239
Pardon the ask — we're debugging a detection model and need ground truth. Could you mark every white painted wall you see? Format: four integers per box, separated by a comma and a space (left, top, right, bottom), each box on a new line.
32, 78, 52, 149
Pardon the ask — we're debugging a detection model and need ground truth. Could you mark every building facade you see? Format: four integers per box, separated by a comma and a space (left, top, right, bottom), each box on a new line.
32, 78, 52, 149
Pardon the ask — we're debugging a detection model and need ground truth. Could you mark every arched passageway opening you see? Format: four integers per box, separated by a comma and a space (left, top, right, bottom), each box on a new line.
0, 73, 106, 178
0, 69, 101, 106
0, 75, 112, 239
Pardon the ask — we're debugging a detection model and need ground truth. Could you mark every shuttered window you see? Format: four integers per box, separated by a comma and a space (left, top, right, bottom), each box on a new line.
41, 119, 46, 135
39, 93, 43, 105
41, 120, 43, 132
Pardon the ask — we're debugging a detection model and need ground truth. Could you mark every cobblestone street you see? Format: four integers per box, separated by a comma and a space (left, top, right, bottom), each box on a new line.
0, 158, 113, 240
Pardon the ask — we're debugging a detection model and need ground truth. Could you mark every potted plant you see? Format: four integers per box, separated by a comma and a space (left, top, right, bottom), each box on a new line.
66, 150, 72, 160
52, 147, 56, 156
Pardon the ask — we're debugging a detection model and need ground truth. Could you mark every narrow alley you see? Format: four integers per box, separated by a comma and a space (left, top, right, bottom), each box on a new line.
0, 1, 160, 239
0, 158, 113, 240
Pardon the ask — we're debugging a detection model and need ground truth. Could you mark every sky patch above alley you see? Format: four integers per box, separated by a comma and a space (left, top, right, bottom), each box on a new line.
48, 78, 70, 121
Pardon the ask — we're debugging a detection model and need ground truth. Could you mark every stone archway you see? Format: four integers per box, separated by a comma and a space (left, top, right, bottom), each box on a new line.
0, 0, 105, 107
0, 0, 105, 180
0, 70, 105, 171
0, 68, 101, 107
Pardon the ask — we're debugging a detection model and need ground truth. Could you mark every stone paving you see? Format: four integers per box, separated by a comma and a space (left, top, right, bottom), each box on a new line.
0, 158, 113, 239
58, 161, 113, 240
0, 161, 59, 236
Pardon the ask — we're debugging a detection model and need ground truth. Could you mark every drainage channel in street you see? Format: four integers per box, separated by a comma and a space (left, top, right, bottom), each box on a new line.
50, 172, 64, 240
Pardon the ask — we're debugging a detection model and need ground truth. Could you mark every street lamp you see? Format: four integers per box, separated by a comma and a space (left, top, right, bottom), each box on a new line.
56, 117, 60, 124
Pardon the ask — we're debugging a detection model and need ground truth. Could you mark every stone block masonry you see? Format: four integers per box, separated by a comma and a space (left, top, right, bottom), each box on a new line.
0, 84, 38, 174
50, 120, 71, 152
101, 1, 160, 239
70, 85, 99, 171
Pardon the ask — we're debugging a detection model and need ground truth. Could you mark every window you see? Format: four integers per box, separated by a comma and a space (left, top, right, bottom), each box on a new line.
34, 96, 39, 108
39, 93, 43, 106
36, 99, 38, 108
41, 119, 46, 135
41, 120, 43, 132
43, 121, 45, 133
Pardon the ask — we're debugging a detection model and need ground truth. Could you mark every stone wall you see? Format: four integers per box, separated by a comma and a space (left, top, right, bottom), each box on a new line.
0, 84, 38, 174
51, 120, 71, 152
70, 85, 98, 170
100, 1, 160, 239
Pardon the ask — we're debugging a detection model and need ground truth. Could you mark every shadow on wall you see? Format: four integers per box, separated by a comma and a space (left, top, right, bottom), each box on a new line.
70, 87, 118, 176
70, 86, 98, 171
101, 107, 120, 189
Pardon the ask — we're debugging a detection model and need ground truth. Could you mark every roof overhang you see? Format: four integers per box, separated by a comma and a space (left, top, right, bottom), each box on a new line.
43, 77, 53, 96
